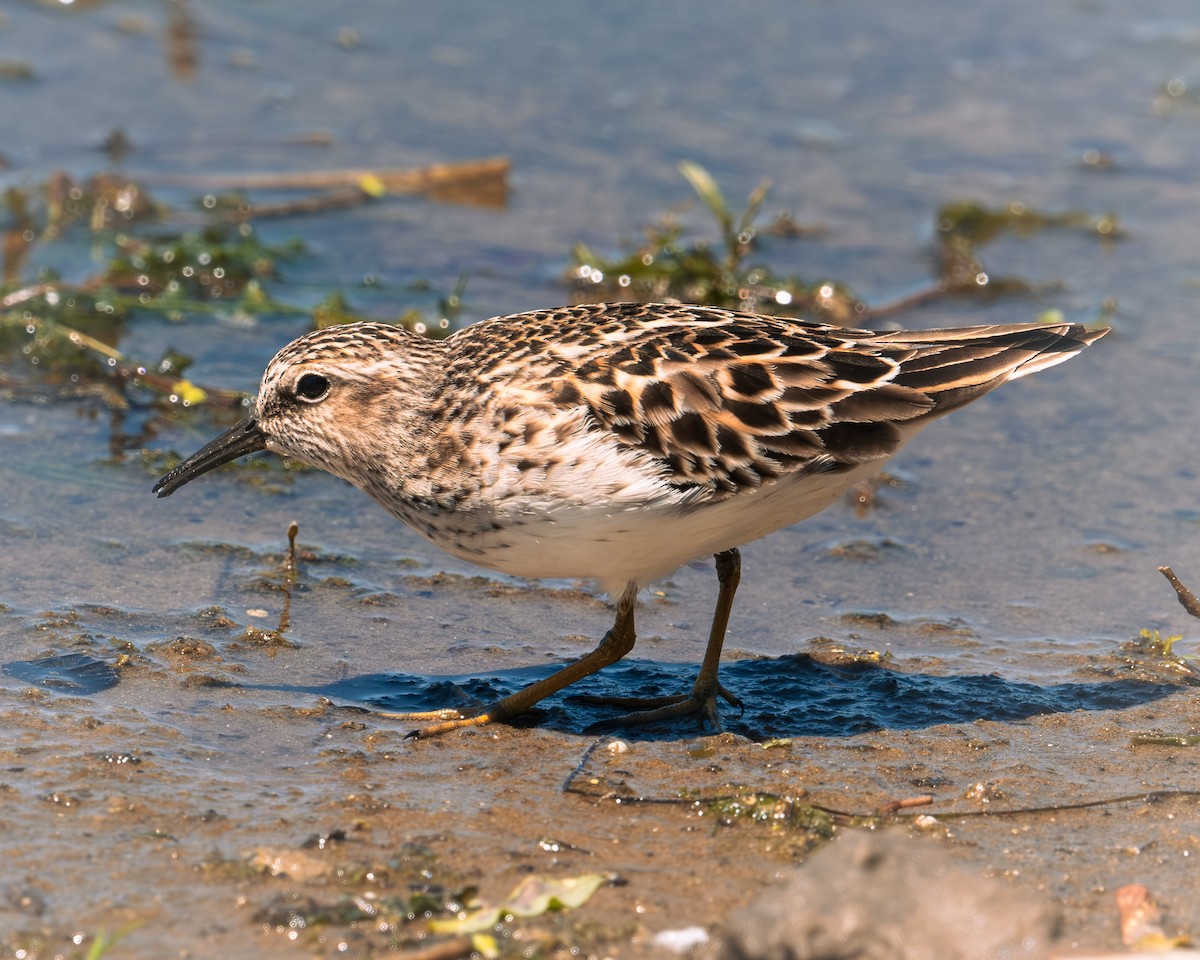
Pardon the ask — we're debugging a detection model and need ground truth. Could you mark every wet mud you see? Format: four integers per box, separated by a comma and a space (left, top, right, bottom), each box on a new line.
4, 0, 1200, 956
2, 560, 1199, 957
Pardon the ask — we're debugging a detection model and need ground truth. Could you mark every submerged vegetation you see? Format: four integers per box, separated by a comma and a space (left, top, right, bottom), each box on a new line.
569, 160, 1119, 325
568, 161, 866, 323
0, 162, 486, 460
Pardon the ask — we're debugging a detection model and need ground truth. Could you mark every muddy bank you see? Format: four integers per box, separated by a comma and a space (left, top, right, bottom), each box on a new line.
1, 574, 1198, 957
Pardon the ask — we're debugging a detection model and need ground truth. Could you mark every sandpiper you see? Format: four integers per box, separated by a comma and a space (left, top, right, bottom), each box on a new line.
153, 302, 1106, 736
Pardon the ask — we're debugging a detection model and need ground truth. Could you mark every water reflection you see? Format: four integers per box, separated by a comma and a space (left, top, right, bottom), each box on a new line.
4, 652, 121, 694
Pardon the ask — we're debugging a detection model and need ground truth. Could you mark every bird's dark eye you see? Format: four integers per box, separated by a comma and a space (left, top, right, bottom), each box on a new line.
295, 372, 330, 402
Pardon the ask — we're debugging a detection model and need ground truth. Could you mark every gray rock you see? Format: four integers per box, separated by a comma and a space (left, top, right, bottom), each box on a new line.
720, 829, 1058, 960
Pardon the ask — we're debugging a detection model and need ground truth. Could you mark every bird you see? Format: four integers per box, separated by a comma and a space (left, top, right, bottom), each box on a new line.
152, 302, 1107, 736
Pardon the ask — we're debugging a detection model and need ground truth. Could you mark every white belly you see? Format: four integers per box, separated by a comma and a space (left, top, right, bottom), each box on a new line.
416, 456, 891, 598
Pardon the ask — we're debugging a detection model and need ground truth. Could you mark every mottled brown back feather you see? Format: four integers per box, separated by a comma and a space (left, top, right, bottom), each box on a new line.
436, 302, 1105, 499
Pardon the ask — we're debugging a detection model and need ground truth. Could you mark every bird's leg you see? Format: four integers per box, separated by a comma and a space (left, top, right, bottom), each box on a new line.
379, 584, 640, 738
582, 548, 743, 732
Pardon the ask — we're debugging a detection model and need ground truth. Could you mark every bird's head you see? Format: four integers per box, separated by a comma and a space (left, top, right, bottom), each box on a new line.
153, 322, 437, 498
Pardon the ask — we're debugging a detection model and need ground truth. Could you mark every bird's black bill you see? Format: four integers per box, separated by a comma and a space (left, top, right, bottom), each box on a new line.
152, 416, 268, 498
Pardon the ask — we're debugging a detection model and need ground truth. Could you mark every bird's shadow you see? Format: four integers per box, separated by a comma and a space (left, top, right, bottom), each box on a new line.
269, 654, 1183, 740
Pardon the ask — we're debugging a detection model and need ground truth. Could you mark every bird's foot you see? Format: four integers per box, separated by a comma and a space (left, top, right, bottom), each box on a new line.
578, 682, 742, 733
374, 591, 643, 739
372, 706, 494, 739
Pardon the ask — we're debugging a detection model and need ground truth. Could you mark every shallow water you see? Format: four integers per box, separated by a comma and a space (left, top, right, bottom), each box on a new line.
3, 0, 1200, 956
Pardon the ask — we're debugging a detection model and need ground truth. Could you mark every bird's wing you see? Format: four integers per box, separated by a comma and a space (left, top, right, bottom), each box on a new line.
456, 303, 1104, 498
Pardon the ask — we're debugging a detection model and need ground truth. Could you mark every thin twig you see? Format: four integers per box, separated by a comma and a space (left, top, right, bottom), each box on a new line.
865, 284, 947, 320
877, 794, 933, 815
136, 157, 510, 194
394, 937, 474, 960
2, 282, 58, 308
227, 187, 374, 220
1159, 565, 1200, 621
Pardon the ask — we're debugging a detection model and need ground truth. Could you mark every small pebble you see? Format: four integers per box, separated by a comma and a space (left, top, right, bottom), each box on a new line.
652, 926, 709, 953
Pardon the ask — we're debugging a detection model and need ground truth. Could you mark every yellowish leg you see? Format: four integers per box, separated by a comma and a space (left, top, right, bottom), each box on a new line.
583, 548, 743, 732
380, 585, 640, 738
